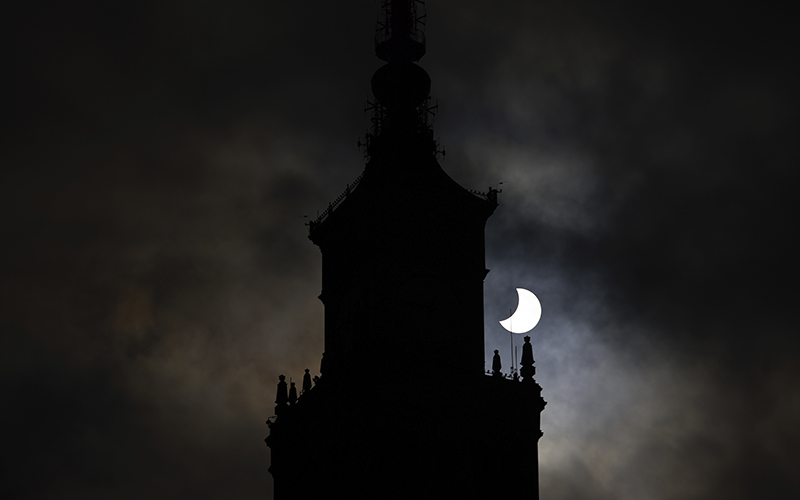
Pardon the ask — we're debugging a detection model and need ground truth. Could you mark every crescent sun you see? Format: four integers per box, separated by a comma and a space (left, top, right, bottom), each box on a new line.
499, 288, 542, 334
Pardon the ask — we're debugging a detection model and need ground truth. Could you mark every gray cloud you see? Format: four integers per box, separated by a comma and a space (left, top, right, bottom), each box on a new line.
3, 1, 798, 499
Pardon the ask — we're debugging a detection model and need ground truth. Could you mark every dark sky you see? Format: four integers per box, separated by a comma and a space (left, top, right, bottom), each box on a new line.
3, 1, 798, 498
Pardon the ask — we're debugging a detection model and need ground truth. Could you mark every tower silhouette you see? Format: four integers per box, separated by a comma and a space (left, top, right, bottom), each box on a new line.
266, 2, 545, 498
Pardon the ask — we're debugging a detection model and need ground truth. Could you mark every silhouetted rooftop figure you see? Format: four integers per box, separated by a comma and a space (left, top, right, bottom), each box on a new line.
302, 369, 312, 394
289, 382, 298, 405
275, 374, 288, 413
492, 349, 502, 377
520, 335, 536, 382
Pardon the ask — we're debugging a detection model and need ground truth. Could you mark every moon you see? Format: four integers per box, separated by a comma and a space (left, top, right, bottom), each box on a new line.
499, 288, 542, 333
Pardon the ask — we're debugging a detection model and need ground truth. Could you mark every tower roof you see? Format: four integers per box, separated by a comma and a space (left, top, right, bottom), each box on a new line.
308, 0, 498, 243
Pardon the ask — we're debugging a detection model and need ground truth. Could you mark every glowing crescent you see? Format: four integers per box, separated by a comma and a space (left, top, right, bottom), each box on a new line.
499, 288, 542, 334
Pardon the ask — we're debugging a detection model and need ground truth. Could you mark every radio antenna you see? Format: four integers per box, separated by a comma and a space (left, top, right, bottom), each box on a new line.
509, 308, 514, 376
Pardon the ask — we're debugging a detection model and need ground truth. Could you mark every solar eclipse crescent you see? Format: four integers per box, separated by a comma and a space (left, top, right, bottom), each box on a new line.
499, 288, 542, 333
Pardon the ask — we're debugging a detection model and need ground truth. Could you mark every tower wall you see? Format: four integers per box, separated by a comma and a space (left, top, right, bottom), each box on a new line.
312, 156, 492, 381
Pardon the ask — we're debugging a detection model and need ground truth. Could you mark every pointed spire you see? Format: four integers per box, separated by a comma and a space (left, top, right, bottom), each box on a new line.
368, 0, 434, 158
288, 381, 298, 405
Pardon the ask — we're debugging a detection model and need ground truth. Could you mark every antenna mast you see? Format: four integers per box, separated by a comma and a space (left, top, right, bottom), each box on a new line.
365, 0, 436, 159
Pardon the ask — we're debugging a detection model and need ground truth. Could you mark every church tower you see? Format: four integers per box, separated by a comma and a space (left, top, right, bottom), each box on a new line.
266, 2, 545, 498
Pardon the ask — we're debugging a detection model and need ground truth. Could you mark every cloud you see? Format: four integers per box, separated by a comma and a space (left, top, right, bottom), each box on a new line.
3, 1, 798, 499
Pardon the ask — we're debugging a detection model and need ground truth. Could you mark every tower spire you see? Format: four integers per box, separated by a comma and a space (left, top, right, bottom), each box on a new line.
368, 0, 434, 158
375, 0, 426, 63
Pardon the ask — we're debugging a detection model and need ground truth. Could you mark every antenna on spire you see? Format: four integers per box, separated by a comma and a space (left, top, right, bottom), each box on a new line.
366, 0, 435, 157
509, 308, 514, 376
375, 0, 427, 62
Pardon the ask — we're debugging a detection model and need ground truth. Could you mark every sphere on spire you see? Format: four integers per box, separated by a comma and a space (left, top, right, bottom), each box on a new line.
371, 62, 431, 110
